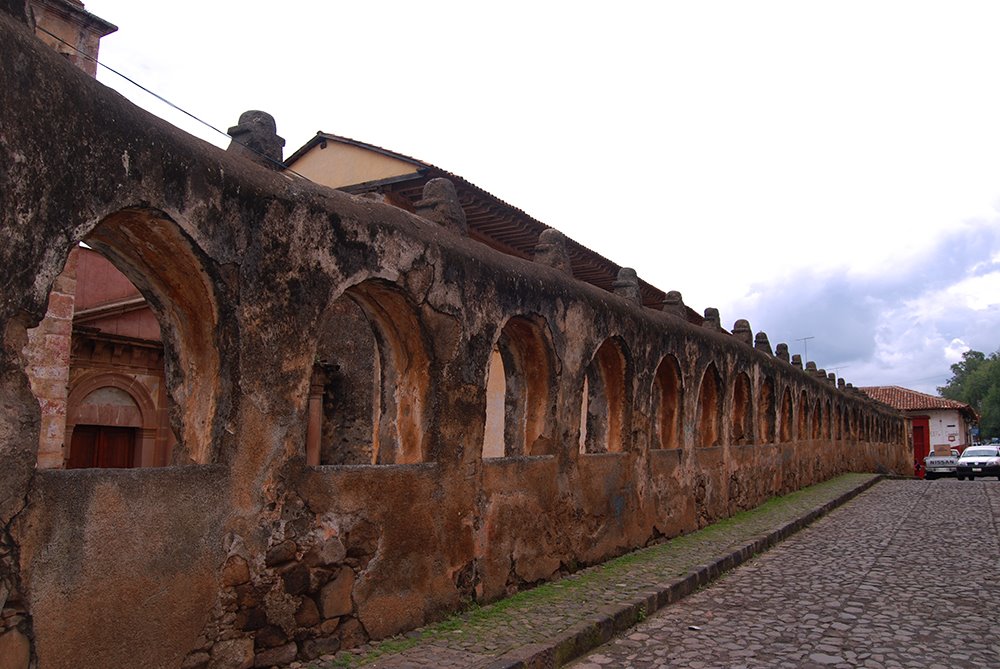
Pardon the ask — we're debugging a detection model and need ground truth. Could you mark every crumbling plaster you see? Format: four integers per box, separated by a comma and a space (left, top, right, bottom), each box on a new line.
0, 10, 908, 668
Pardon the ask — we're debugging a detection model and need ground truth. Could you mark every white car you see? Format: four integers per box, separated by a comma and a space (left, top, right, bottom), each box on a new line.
923, 449, 960, 480
956, 445, 1000, 480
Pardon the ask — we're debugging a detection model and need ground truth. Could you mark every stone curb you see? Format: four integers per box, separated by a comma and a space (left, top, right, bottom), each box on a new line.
483, 474, 884, 669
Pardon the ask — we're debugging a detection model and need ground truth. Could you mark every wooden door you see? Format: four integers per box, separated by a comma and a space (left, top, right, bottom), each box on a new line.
68, 425, 136, 469
912, 417, 929, 478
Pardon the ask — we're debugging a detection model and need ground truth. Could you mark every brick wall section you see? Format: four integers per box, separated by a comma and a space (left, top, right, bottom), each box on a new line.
23, 248, 77, 469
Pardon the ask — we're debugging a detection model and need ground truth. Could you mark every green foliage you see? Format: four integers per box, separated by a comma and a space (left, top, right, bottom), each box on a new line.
938, 349, 1000, 438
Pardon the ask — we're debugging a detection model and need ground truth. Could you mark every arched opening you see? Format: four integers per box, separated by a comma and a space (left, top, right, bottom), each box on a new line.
652, 354, 682, 450
824, 399, 833, 439
22, 208, 218, 467
488, 315, 557, 457
696, 362, 722, 448
482, 347, 506, 459
811, 399, 822, 439
797, 391, 810, 440
311, 279, 430, 465
580, 337, 628, 454
730, 372, 753, 445
65, 373, 159, 468
779, 387, 793, 443
757, 376, 776, 444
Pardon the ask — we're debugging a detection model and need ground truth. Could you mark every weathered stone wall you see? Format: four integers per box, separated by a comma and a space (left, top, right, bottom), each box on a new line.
0, 11, 909, 668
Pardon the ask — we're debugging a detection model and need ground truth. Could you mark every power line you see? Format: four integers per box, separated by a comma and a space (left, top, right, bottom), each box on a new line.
34, 24, 306, 177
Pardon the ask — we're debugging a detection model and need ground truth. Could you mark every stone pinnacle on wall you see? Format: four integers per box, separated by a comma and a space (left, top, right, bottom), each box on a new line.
702, 307, 722, 332
661, 290, 686, 319
731, 319, 753, 346
533, 228, 573, 275
612, 267, 642, 304
754, 332, 773, 356
415, 178, 468, 236
791, 354, 803, 369
227, 110, 285, 169
775, 343, 790, 363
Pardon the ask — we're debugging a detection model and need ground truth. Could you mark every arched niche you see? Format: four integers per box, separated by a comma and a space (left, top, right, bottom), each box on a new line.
779, 387, 793, 443
730, 371, 753, 445
797, 391, 810, 441
483, 315, 557, 458
652, 354, 683, 450
579, 337, 629, 454
757, 375, 776, 444
310, 279, 431, 465
696, 362, 723, 448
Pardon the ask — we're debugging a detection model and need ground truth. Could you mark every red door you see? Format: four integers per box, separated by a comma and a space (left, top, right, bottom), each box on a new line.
68, 425, 136, 469
912, 417, 929, 478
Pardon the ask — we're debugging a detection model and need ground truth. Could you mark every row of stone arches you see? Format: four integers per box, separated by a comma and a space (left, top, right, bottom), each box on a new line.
26, 208, 902, 469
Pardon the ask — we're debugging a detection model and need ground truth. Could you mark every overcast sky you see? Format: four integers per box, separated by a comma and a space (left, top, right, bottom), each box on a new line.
83, 0, 1000, 394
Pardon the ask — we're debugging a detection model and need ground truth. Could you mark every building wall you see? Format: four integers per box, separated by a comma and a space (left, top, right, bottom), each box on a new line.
0, 13, 911, 669
926, 408, 969, 450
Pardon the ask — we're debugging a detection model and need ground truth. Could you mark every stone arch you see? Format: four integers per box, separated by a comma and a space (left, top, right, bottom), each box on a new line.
580, 337, 629, 454
312, 279, 431, 465
811, 399, 822, 439
82, 208, 222, 464
797, 391, 810, 440
485, 314, 558, 457
779, 386, 793, 443
757, 375, 776, 444
652, 354, 683, 450
730, 371, 753, 445
824, 399, 833, 439
696, 362, 723, 448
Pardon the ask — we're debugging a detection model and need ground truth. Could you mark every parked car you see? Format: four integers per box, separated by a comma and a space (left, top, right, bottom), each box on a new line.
924, 449, 960, 480
956, 445, 1000, 480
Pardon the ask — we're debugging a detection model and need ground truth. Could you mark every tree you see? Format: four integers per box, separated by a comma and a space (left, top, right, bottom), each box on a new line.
939, 349, 1000, 439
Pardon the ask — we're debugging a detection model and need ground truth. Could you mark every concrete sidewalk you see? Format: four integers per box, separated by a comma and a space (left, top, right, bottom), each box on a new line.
316, 473, 882, 669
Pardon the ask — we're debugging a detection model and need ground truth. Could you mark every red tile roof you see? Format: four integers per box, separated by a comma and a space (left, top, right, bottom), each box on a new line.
860, 385, 977, 418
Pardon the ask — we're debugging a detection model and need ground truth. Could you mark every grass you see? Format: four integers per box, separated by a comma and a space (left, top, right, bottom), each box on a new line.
321, 472, 875, 668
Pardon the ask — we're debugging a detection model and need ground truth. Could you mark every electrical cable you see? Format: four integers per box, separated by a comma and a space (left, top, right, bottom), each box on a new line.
34, 23, 308, 178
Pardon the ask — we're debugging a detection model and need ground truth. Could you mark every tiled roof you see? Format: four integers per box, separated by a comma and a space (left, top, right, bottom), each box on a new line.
860, 385, 976, 416
285, 133, 703, 319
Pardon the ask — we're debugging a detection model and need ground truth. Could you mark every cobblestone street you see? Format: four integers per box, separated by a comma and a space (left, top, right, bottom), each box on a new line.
569, 480, 1000, 669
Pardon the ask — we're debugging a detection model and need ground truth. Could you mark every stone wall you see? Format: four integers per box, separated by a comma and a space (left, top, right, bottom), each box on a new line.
0, 10, 909, 669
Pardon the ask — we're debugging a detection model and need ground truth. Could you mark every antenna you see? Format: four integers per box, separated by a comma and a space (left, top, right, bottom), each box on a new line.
795, 336, 815, 365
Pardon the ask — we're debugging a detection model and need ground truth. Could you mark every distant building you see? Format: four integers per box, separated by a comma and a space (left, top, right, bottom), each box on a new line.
861, 385, 978, 476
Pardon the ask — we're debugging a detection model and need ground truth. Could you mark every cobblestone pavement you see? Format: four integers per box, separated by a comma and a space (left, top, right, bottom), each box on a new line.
568, 480, 1000, 669
320, 474, 881, 668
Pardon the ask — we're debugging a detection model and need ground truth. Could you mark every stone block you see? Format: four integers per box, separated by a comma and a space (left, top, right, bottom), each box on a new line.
318, 569, 354, 619
280, 562, 310, 595
221, 556, 250, 587
265, 540, 297, 567
253, 641, 297, 667
300, 636, 340, 661
302, 537, 346, 567
294, 597, 320, 628
210, 638, 254, 669
0, 629, 30, 669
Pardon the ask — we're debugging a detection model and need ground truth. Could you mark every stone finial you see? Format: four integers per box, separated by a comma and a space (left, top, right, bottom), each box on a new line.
838, 378, 846, 390
661, 290, 686, 319
805, 361, 818, 372
533, 228, 573, 275
732, 319, 753, 346
791, 354, 803, 369
415, 178, 468, 235
703, 307, 722, 332
754, 332, 773, 356
227, 110, 285, 168
775, 343, 790, 363
827, 373, 837, 386
612, 267, 642, 304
